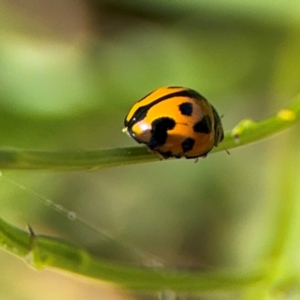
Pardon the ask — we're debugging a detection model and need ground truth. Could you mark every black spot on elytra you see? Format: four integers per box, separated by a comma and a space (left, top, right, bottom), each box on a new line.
178, 102, 193, 116
148, 117, 176, 149
181, 138, 195, 152
193, 115, 212, 134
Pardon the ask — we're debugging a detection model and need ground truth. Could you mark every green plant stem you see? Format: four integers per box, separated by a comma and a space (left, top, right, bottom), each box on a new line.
0, 95, 299, 171
0, 216, 264, 292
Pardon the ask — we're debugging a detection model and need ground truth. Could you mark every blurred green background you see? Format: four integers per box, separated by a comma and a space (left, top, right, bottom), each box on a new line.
1, 1, 300, 299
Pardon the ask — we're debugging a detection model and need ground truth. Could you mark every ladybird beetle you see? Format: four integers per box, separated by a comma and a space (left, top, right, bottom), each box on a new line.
123, 86, 224, 159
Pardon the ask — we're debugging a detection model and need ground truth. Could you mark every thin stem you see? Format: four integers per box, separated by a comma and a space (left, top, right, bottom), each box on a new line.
0, 217, 264, 292
0, 95, 299, 171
